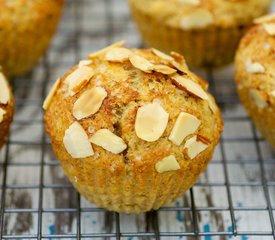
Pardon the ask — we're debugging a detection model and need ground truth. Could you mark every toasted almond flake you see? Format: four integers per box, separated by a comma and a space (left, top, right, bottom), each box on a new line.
180, 9, 214, 30
171, 60, 187, 73
152, 64, 177, 75
263, 23, 275, 36
155, 155, 180, 173
254, 13, 275, 24
135, 101, 169, 142
105, 47, 132, 62
63, 122, 94, 158
171, 74, 208, 99
129, 54, 153, 73
65, 66, 94, 96
151, 48, 174, 61
271, 90, 275, 97
184, 136, 208, 159
43, 78, 61, 110
177, 0, 200, 5
73, 86, 107, 120
207, 96, 217, 113
245, 59, 265, 74
90, 129, 127, 154
169, 112, 201, 146
78, 60, 93, 67
249, 89, 268, 109
0, 108, 6, 123
171, 51, 185, 61
0, 72, 10, 104
88, 40, 125, 58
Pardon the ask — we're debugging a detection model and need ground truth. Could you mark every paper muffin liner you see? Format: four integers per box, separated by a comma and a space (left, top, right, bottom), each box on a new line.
130, 4, 249, 68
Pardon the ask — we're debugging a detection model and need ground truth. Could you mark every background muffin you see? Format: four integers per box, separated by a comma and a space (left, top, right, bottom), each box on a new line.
0, 0, 64, 77
129, 0, 271, 68
235, 14, 275, 147
44, 43, 223, 213
0, 69, 14, 149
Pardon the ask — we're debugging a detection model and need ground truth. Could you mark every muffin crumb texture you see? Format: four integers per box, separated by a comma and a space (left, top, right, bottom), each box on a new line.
235, 14, 275, 146
45, 42, 223, 213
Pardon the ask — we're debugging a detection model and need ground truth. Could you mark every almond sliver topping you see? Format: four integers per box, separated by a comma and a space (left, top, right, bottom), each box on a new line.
43, 78, 61, 110
106, 47, 132, 62
63, 121, 94, 158
169, 112, 201, 146
151, 48, 174, 61
88, 40, 125, 58
129, 54, 153, 73
65, 66, 94, 96
78, 60, 93, 67
90, 129, 127, 154
0, 72, 10, 104
152, 64, 177, 75
73, 86, 107, 120
245, 59, 265, 74
263, 23, 275, 36
184, 135, 208, 159
155, 155, 180, 173
254, 13, 275, 24
0, 108, 6, 123
135, 101, 169, 142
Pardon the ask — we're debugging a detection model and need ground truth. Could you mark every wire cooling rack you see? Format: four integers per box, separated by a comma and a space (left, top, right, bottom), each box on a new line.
0, 0, 275, 239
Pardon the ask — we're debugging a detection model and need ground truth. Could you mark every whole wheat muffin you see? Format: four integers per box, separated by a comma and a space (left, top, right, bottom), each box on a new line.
235, 14, 275, 147
0, 69, 14, 149
129, 0, 271, 68
0, 0, 64, 77
44, 42, 223, 213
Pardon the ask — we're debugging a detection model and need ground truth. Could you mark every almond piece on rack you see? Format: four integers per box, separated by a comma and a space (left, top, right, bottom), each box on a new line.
129, 54, 153, 73
73, 86, 107, 120
0, 72, 10, 104
184, 135, 208, 159
0, 108, 6, 123
90, 129, 127, 154
43, 78, 61, 110
245, 59, 265, 74
180, 9, 213, 30
63, 122, 94, 158
88, 40, 125, 58
152, 64, 177, 75
135, 100, 169, 142
155, 155, 180, 173
170, 74, 208, 100
78, 60, 93, 67
249, 89, 268, 109
263, 23, 275, 36
65, 66, 94, 96
106, 47, 132, 62
253, 13, 275, 24
151, 48, 174, 61
169, 112, 201, 146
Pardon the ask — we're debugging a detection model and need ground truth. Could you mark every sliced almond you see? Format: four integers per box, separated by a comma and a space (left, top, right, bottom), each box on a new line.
65, 66, 94, 96
152, 64, 177, 75
63, 122, 94, 158
271, 90, 275, 97
135, 101, 169, 142
170, 74, 208, 100
0, 72, 10, 104
129, 54, 153, 73
88, 40, 125, 58
170, 51, 185, 62
180, 9, 214, 30
155, 155, 180, 173
0, 108, 6, 123
245, 59, 265, 74
170, 60, 187, 73
249, 89, 268, 109
263, 23, 275, 36
73, 86, 107, 120
105, 47, 132, 62
78, 60, 93, 67
169, 112, 201, 146
43, 78, 61, 110
207, 95, 217, 113
151, 48, 174, 61
254, 13, 275, 24
90, 129, 127, 154
184, 136, 208, 159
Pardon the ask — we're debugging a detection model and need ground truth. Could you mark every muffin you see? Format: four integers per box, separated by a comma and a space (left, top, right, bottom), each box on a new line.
44, 42, 223, 213
235, 14, 275, 147
0, 69, 14, 149
0, 0, 64, 77
129, 0, 271, 68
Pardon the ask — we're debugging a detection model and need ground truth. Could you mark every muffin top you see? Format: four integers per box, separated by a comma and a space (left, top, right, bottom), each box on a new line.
129, 0, 271, 29
235, 14, 275, 109
44, 42, 222, 174
0, 69, 13, 127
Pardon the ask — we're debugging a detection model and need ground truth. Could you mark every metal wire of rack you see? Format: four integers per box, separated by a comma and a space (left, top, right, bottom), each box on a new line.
0, 0, 275, 239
